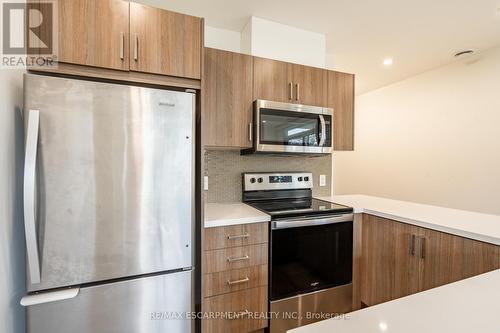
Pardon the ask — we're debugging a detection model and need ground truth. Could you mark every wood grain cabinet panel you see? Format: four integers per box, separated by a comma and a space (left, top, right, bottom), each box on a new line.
57, 0, 130, 70
328, 71, 355, 150
204, 222, 268, 251
203, 265, 268, 298
360, 214, 419, 306
203, 48, 254, 148
253, 57, 291, 103
202, 286, 268, 333
360, 214, 500, 307
290, 64, 328, 107
129, 3, 201, 79
203, 244, 268, 274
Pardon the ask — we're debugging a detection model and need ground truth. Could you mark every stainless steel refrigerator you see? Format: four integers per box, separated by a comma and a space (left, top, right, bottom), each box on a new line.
20, 74, 195, 333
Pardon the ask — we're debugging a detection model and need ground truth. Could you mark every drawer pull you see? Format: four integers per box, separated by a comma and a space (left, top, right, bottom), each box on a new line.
231, 309, 250, 320
227, 277, 250, 285
227, 255, 249, 263
227, 233, 250, 240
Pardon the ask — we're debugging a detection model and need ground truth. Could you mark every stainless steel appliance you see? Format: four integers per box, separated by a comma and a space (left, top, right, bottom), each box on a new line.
242, 100, 334, 155
21, 74, 195, 333
243, 172, 353, 333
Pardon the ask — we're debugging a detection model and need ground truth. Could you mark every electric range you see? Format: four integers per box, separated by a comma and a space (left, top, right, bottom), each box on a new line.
242, 172, 354, 333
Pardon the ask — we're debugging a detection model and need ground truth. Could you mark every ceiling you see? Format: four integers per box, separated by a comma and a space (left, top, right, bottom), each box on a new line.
141, 0, 500, 94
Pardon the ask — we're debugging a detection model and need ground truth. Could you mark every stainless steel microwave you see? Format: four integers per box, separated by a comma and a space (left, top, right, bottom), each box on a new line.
243, 100, 334, 155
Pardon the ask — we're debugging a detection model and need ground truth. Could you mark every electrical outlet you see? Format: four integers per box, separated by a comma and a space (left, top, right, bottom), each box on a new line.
204, 176, 209, 191
319, 175, 326, 187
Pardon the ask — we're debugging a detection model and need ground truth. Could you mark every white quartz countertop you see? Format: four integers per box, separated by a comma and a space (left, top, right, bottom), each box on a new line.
204, 202, 270, 228
317, 195, 500, 246
289, 268, 500, 333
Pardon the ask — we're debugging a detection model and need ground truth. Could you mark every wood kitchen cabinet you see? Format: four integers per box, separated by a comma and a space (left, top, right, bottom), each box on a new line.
129, 3, 202, 79
203, 48, 253, 148
328, 71, 355, 151
57, 0, 130, 71
360, 214, 500, 307
290, 64, 328, 106
253, 58, 327, 107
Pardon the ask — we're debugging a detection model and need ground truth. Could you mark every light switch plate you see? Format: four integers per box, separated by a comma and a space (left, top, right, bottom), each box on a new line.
204, 176, 209, 191
319, 175, 326, 187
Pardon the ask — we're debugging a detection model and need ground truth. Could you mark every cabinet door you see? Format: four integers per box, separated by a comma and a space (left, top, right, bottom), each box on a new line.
253, 57, 291, 103
57, 0, 129, 70
203, 48, 253, 148
290, 64, 328, 107
418, 228, 500, 292
361, 215, 419, 306
129, 3, 201, 79
328, 71, 355, 150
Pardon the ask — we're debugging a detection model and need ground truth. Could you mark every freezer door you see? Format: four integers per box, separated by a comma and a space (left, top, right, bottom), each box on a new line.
23, 74, 194, 291
26, 270, 193, 333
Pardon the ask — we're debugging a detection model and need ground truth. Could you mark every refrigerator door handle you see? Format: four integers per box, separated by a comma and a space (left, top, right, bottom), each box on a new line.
21, 288, 80, 306
24, 109, 41, 284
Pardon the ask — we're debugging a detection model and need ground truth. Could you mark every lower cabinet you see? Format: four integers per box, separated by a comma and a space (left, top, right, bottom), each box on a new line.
202, 223, 269, 333
360, 214, 500, 307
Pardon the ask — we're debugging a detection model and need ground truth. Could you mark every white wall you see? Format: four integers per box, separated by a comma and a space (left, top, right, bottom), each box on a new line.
333, 46, 500, 215
204, 26, 242, 53
0, 69, 26, 333
241, 17, 326, 68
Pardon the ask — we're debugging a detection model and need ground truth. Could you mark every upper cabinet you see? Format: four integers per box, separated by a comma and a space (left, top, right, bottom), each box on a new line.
54, 1, 202, 80
328, 71, 355, 151
253, 57, 291, 103
253, 58, 327, 107
203, 48, 253, 148
57, 0, 130, 71
290, 64, 328, 106
129, 3, 202, 79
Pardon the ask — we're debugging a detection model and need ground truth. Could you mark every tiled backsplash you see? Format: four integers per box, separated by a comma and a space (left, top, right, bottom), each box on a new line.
204, 150, 332, 203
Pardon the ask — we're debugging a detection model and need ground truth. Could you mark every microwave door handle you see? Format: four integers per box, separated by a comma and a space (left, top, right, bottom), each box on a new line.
24, 109, 41, 285
319, 115, 326, 146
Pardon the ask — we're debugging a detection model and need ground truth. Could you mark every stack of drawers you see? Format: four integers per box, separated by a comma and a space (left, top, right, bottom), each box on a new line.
202, 222, 269, 333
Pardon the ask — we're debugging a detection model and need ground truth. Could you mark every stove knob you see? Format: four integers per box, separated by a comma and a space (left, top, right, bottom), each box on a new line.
304, 176, 310, 182
298, 177, 303, 182
257, 177, 263, 183
250, 177, 256, 184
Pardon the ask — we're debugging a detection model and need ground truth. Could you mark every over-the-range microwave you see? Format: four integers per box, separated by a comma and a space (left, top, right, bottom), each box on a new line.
242, 99, 334, 155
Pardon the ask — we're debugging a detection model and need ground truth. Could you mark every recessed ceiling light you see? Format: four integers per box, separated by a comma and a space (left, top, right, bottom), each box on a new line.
383, 58, 393, 66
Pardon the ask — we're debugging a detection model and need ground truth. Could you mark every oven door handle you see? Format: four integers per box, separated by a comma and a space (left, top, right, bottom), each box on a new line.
318, 114, 326, 147
272, 213, 353, 230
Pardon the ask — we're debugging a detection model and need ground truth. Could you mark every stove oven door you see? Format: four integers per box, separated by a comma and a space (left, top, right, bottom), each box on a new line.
270, 216, 353, 301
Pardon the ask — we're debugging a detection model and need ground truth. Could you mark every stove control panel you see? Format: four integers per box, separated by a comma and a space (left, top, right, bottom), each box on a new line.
243, 172, 313, 191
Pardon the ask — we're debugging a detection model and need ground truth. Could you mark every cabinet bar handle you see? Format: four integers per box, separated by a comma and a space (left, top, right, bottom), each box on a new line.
289, 82, 293, 100
227, 255, 249, 263
227, 233, 250, 240
230, 309, 250, 320
120, 32, 124, 60
248, 123, 252, 142
227, 277, 250, 285
419, 237, 426, 259
409, 234, 416, 255
133, 34, 138, 61
295, 83, 300, 101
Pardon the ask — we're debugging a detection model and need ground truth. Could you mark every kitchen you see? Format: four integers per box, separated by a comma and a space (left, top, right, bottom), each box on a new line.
1, 1, 500, 333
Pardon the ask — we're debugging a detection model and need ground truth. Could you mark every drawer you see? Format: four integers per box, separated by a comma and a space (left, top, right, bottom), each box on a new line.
204, 223, 268, 251
203, 265, 268, 298
203, 244, 268, 274
202, 286, 268, 333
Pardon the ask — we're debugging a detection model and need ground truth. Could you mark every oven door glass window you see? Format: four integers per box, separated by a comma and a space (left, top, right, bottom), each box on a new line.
270, 222, 353, 300
259, 108, 329, 147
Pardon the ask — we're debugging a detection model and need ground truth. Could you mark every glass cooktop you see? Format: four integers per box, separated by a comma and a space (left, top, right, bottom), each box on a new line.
247, 198, 352, 218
